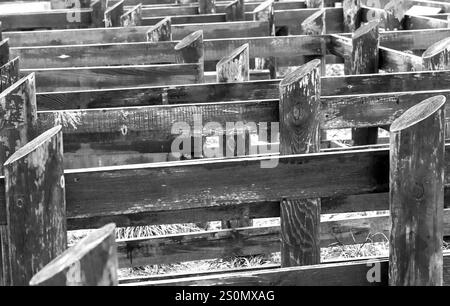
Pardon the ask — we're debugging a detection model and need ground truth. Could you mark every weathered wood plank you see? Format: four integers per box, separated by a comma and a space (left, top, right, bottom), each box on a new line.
343, 0, 361, 32
4, 126, 66, 286
0, 56, 19, 93
423, 37, 450, 70
199, 0, 216, 14
225, 0, 245, 21
0, 39, 8, 66
142, 13, 226, 25
30, 223, 118, 286
120, 4, 142, 27
389, 95, 446, 286
104, 0, 124, 27
147, 17, 171, 42
23, 64, 203, 92
174, 30, 204, 82
216, 43, 249, 82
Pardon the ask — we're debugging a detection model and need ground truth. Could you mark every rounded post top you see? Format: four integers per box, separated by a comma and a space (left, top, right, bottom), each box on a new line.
174, 30, 203, 51
29, 223, 116, 286
252, 0, 273, 14
216, 43, 249, 66
390, 95, 446, 133
353, 20, 380, 40
422, 37, 450, 60
4, 125, 62, 166
279, 59, 321, 88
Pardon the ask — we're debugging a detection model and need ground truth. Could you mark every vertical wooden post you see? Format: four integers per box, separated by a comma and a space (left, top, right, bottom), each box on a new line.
422, 37, 450, 71
389, 95, 445, 286
216, 43, 249, 83
146, 17, 172, 42
0, 57, 19, 93
301, 9, 326, 75
225, 0, 245, 21
4, 125, 66, 286
174, 30, 205, 83
253, 0, 276, 78
217, 43, 251, 229
120, 4, 142, 27
0, 39, 9, 67
90, 0, 106, 28
343, 0, 361, 32
104, 0, 124, 28
30, 223, 118, 286
279, 59, 321, 267
350, 20, 379, 146
198, 0, 216, 14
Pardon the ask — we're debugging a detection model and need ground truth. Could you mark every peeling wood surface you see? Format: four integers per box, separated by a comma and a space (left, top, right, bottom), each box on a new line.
30, 223, 117, 286
4, 126, 66, 286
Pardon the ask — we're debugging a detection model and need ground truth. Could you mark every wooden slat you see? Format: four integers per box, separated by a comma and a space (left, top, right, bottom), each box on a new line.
125, 251, 450, 286
142, 13, 227, 25
0, 56, 19, 93
116, 209, 450, 268
23, 64, 203, 92
172, 21, 270, 40
0, 9, 92, 31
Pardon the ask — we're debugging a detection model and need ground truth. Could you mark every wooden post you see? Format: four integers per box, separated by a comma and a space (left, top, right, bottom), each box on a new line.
253, 0, 276, 78
0, 73, 37, 286
422, 37, 450, 70
104, 0, 124, 28
146, 17, 172, 42
30, 223, 118, 286
350, 20, 379, 146
0, 39, 9, 67
198, 0, 216, 14
343, 0, 361, 32
422, 37, 450, 138
174, 30, 204, 83
216, 43, 249, 83
216, 43, 251, 229
389, 95, 446, 286
120, 4, 142, 27
301, 9, 326, 75
225, 0, 245, 22
4, 125, 66, 286
0, 57, 19, 93
90, 0, 106, 28
279, 59, 321, 267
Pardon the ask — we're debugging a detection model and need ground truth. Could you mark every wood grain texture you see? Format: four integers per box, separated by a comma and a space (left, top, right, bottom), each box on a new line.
252, 0, 275, 35
4, 126, 66, 286
279, 60, 321, 267
216, 43, 249, 82
30, 223, 118, 286
351, 20, 379, 146
142, 13, 226, 26
24, 64, 203, 92
389, 95, 446, 286
174, 30, 204, 82
0, 56, 19, 93
147, 17, 172, 42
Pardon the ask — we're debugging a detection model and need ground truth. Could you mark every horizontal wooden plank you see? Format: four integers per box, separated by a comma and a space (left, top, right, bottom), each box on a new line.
116, 209, 450, 268
22, 64, 202, 92
274, 7, 343, 34
125, 251, 450, 286
172, 21, 269, 40
403, 14, 449, 29
0, 9, 92, 31
379, 28, 450, 50
142, 13, 227, 25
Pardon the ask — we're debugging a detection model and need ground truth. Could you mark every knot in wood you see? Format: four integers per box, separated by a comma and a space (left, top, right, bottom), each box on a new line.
411, 182, 425, 200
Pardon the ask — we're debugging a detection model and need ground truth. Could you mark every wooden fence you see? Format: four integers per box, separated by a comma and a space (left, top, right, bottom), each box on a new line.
0, 0, 450, 286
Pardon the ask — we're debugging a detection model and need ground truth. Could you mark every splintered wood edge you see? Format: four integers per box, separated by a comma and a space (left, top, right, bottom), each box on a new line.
422, 37, 450, 59
29, 223, 116, 286
353, 20, 380, 40
0, 73, 34, 100
4, 125, 62, 166
174, 30, 203, 50
216, 43, 249, 66
390, 95, 446, 133
279, 59, 321, 88
252, 0, 273, 14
